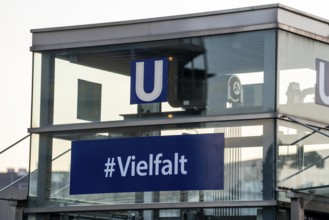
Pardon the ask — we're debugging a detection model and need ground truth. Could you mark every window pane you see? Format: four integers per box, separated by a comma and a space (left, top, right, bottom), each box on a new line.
277, 119, 329, 197
278, 30, 329, 124
32, 30, 276, 126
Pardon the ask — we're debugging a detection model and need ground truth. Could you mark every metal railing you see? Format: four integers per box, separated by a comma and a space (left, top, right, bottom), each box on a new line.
0, 134, 30, 201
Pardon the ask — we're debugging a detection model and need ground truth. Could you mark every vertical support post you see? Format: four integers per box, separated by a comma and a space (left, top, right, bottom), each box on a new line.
262, 30, 277, 220
39, 53, 55, 127
285, 191, 310, 220
263, 30, 276, 112
35, 53, 55, 220
14, 205, 23, 220
262, 120, 276, 220
36, 136, 53, 206
291, 198, 304, 220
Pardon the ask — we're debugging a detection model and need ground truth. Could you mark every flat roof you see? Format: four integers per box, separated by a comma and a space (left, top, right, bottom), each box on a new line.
30, 3, 329, 51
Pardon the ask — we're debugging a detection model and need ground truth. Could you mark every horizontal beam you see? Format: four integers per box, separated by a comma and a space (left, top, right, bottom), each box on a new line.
24, 200, 277, 214
28, 113, 277, 134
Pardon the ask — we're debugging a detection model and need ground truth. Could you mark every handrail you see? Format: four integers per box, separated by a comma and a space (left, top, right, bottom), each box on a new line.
0, 137, 71, 199
278, 154, 329, 183
278, 115, 329, 183
0, 134, 31, 199
0, 134, 30, 155
0, 173, 30, 193
280, 115, 329, 139
0, 149, 71, 194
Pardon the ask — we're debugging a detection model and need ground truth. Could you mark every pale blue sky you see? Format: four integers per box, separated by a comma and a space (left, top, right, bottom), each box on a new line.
0, 0, 328, 170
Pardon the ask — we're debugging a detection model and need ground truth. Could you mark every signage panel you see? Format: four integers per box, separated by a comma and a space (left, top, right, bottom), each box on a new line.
316, 58, 329, 106
130, 57, 168, 104
70, 133, 224, 195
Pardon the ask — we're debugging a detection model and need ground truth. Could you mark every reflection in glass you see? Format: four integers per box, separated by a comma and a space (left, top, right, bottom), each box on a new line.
77, 79, 102, 121
277, 120, 329, 197
277, 30, 329, 123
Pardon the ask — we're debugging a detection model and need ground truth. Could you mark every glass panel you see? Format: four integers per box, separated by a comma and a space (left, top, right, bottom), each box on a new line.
31, 30, 276, 126
278, 30, 329, 124
28, 119, 274, 208
28, 134, 39, 198
31, 53, 42, 127
277, 119, 329, 197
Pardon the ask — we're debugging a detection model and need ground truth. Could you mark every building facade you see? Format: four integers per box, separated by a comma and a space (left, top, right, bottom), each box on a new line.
25, 4, 329, 220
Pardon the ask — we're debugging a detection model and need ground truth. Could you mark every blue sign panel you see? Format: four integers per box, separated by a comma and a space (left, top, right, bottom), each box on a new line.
130, 57, 168, 104
70, 133, 224, 195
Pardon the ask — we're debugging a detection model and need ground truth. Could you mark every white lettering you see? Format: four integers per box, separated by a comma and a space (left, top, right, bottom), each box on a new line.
149, 154, 153, 175
319, 61, 329, 104
162, 159, 172, 175
117, 156, 131, 177
136, 160, 148, 176
131, 155, 136, 176
115, 153, 188, 177
174, 153, 178, 174
154, 153, 162, 175
179, 155, 188, 175
135, 60, 163, 102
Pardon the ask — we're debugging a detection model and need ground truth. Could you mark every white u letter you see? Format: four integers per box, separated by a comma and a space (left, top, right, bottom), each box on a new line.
135, 60, 163, 102
319, 61, 329, 105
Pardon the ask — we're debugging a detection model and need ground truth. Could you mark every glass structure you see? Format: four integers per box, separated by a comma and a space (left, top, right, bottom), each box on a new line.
31, 30, 275, 126
26, 4, 329, 220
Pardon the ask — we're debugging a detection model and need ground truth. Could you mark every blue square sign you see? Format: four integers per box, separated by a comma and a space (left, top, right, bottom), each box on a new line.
130, 57, 168, 104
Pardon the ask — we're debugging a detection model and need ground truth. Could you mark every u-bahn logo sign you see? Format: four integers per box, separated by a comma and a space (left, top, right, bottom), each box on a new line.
130, 58, 168, 104
316, 59, 329, 106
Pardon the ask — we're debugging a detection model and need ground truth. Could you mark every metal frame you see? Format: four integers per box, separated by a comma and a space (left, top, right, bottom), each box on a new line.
30, 4, 329, 52
30, 4, 279, 51
278, 188, 329, 218
24, 200, 277, 214
28, 112, 277, 134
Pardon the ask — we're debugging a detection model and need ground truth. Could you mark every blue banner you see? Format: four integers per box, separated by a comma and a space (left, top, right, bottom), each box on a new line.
70, 133, 224, 195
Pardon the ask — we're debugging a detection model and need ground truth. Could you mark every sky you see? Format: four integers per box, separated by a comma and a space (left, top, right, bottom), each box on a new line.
1, 0, 329, 172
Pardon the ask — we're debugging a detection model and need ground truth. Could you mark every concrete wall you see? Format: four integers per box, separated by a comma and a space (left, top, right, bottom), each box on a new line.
0, 200, 23, 220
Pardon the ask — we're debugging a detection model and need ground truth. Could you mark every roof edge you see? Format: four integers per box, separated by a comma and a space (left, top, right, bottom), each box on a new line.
30, 3, 282, 33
